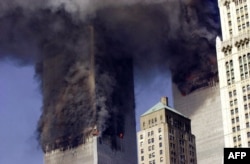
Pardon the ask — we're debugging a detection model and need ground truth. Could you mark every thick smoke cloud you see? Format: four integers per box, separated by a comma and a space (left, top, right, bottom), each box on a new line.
0, 0, 220, 151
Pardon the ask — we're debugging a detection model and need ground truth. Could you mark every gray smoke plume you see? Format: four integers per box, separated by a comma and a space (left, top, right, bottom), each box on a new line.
0, 0, 220, 151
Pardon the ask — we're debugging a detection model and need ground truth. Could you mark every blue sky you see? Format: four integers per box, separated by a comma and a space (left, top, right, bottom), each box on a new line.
0, 60, 43, 164
0, 59, 173, 164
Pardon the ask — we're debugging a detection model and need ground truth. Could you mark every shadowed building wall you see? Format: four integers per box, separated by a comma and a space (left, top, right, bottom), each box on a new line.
173, 84, 224, 164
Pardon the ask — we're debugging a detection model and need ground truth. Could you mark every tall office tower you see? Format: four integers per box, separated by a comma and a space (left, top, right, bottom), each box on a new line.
173, 84, 224, 164
216, 0, 250, 148
39, 26, 137, 163
137, 97, 197, 164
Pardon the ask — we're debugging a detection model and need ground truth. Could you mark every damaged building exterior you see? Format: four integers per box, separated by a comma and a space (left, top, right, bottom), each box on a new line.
40, 26, 137, 164
173, 1, 250, 163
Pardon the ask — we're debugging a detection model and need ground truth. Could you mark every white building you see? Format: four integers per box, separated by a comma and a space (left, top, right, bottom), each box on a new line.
173, 84, 224, 164
44, 129, 137, 164
137, 97, 197, 164
216, 0, 250, 147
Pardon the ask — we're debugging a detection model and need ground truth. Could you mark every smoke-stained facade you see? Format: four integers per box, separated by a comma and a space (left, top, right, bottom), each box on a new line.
38, 24, 137, 152
41, 25, 137, 163
0, 0, 221, 163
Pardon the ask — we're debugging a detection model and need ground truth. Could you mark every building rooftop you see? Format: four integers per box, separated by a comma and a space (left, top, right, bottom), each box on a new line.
142, 98, 188, 118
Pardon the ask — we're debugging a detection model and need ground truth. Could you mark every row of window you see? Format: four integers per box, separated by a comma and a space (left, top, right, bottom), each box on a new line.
235, 141, 250, 148
242, 84, 250, 92
234, 0, 247, 6
147, 136, 162, 144
231, 108, 239, 115
232, 116, 240, 124
236, 5, 248, 14
230, 99, 238, 106
233, 132, 250, 142
142, 116, 163, 128
140, 128, 162, 140
232, 125, 241, 133
223, 42, 249, 57
243, 94, 250, 101
231, 108, 250, 119
140, 155, 164, 163
224, 47, 232, 56
237, 42, 250, 51
225, 55, 250, 85
229, 90, 237, 98
225, 0, 247, 8
233, 135, 241, 142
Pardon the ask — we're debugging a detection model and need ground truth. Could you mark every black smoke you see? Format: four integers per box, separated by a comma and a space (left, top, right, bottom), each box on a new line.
0, 0, 220, 151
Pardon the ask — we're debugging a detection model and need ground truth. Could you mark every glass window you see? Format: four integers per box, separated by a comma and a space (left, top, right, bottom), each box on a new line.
234, 99, 238, 105
230, 101, 233, 106
159, 142, 162, 147
247, 85, 250, 90
152, 152, 155, 158
243, 86, 246, 92
247, 132, 250, 138
158, 128, 161, 133
233, 90, 237, 96
235, 108, 238, 113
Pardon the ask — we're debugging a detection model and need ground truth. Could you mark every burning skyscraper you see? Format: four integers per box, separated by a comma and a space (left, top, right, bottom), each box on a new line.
0, 0, 221, 163
38, 24, 138, 163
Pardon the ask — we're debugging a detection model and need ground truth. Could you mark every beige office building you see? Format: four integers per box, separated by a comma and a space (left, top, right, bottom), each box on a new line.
216, 0, 250, 148
137, 97, 197, 164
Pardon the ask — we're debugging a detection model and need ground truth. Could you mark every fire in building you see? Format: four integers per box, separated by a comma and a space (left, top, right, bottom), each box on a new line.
0, 0, 220, 163
39, 25, 137, 163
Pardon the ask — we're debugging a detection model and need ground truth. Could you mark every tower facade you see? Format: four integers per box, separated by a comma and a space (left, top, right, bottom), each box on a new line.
216, 0, 250, 148
137, 97, 197, 164
40, 26, 137, 164
173, 84, 224, 164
